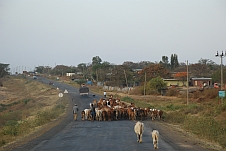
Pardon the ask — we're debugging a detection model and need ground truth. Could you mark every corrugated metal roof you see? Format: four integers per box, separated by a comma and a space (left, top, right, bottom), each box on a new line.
191, 78, 212, 80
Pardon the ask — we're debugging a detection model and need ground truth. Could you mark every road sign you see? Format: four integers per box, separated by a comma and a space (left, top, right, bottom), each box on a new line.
58, 93, 63, 98
218, 90, 225, 98
64, 89, 68, 93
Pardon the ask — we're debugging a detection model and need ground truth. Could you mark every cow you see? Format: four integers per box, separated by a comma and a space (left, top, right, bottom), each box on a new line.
134, 121, 144, 143
81, 110, 85, 121
95, 108, 102, 121
135, 107, 145, 121
84, 109, 91, 120
157, 110, 163, 120
102, 110, 107, 121
128, 107, 135, 120
152, 130, 159, 149
150, 109, 158, 120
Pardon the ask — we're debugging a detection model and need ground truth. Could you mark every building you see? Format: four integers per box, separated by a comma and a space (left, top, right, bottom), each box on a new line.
66, 73, 75, 76
163, 79, 187, 87
190, 78, 212, 87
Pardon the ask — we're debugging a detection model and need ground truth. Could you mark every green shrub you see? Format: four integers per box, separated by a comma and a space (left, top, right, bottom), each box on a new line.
34, 104, 65, 126
121, 96, 149, 108
121, 96, 135, 103
166, 104, 183, 111
146, 77, 167, 94
183, 117, 226, 148
2, 120, 19, 136
0, 139, 6, 147
75, 79, 87, 85
164, 111, 186, 124
0, 111, 22, 127
182, 104, 202, 114
22, 98, 32, 105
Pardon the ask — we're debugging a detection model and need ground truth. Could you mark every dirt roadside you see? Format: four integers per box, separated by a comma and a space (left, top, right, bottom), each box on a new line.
1, 97, 74, 151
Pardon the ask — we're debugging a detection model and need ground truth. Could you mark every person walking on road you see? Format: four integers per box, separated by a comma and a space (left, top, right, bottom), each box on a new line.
73, 104, 79, 121
103, 91, 106, 98
91, 103, 96, 121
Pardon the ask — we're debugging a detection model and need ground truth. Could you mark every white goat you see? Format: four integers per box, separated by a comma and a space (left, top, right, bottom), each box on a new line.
152, 130, 159, 149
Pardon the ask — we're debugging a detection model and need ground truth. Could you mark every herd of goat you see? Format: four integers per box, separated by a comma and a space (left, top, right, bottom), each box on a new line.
81, 96, 164, 122
80, 96, 161, 149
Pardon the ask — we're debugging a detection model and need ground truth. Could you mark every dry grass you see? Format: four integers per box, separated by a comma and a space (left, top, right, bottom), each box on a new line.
0, 76, 67, 148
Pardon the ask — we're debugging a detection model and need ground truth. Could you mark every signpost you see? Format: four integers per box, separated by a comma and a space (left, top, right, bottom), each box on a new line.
59, 93, 63, 98
218, 90, 225, 104
58, 93, 63, 109
218, 90, 225, 98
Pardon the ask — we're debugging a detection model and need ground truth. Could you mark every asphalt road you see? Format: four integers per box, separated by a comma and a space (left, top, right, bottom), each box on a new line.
8, 76, 216, 151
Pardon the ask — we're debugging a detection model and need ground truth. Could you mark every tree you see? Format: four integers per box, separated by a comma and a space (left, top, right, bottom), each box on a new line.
146, 76, 167, 94
170, 54, 179, 70
77, 63, 87, 73
35, 66, 44, 74
50, 65, 70, 76
107, 65, 133, 87
189, 63, 210, 77
198, 58, 218, 72
159, 56, 170, 69
211, 66, 226, 84
0, 63, 10, 78
92, 56, 102, 66
139, 64, 170, 82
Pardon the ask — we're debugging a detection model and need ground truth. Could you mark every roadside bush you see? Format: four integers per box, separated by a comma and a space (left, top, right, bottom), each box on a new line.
129, 86, 142, 95
146, 88, 159, 95
139, 86, 158, 95
34, 104, 65, 126
75, 79, 87, 85
17, 120, 32, 135
165, 104, 183, 111
192, 91, 201, 99
182, 104, 203, 115
0, 140, 6, 147
121, 96, 150, 108
35, 111, 54, 126
146, 77, 167, 94
0, 111, 22, 127
164, 111, 186, 124
203, 89, 218, 99
2, 120, 19, 136
183, 116, 226, 148
22, 98, 32, 105
121, 96, 135, 103
166, 88, 179, 96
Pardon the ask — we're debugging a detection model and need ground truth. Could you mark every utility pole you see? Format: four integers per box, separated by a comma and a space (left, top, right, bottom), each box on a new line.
215, 51, 226, 104
124, 70, 128, 87
186, 60, 189, 105
144, 71, 146, 96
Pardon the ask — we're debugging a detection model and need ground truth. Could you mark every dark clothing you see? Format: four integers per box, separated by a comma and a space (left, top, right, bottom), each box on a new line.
91, 106, 95, 115
91, 106, 96, 121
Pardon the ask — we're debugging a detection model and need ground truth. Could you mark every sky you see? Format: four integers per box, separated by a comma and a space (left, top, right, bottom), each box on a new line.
1, 0, 226, 73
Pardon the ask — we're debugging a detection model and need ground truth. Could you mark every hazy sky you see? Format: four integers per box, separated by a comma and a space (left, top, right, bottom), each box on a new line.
1, 0, 226, 72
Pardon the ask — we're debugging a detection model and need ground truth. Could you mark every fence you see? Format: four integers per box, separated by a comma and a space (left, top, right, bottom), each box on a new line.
102, 86, 134, 93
